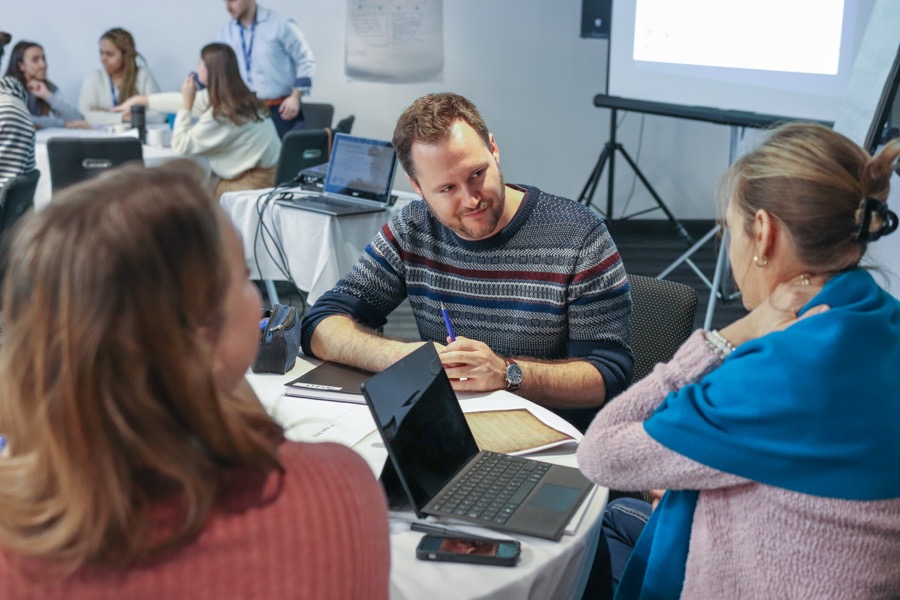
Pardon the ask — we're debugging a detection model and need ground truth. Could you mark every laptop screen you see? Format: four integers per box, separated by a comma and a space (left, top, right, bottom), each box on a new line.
361, 344, 480, 512
323, 133, 398, 204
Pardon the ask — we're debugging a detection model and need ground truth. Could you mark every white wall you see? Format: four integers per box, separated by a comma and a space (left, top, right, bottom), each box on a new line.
5, 1, 897, 296
2, 0, 729, 216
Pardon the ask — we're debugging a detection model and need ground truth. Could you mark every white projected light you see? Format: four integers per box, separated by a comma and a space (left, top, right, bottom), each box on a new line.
633, 0, 843, 75
607, 0, 875, 122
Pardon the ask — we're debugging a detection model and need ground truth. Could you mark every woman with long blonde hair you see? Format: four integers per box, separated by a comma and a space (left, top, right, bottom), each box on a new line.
0, 161, 389, 598
79, 27, 162, 126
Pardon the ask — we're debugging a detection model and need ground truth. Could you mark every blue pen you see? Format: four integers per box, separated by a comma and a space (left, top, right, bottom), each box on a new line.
440, 302, 456, 342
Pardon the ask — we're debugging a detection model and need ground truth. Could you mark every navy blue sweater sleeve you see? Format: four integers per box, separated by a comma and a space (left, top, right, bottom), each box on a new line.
300, 291, 390, 357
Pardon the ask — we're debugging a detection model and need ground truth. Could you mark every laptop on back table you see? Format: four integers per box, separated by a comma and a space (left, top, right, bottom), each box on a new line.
275, 133, 398, 216
360, 344, 594, 541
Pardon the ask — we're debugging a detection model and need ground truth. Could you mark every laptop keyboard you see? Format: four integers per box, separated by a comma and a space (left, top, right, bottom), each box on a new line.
430, 452, 551, 526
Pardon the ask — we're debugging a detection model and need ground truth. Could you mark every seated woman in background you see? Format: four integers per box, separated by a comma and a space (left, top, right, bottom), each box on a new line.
578, 123, 900, 598
79, 27, 163, 126
4, 40, 88, 129
0, 161, 390, 599
116, 43, 280, 198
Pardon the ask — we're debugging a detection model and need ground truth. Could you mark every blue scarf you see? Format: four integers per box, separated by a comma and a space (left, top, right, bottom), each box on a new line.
617, 269, 900, 599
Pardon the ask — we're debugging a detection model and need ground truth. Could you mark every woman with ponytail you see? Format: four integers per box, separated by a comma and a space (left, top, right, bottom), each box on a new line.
579, 123, 900, 598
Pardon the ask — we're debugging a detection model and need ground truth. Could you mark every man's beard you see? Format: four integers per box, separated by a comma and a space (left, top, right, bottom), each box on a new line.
452, 172, 507, 240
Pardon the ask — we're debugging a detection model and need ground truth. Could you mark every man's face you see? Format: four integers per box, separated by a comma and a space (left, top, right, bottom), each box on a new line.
225, 0, 254, 21
409, 120, 507, 241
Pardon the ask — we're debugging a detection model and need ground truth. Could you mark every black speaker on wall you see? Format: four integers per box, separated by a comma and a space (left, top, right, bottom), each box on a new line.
581, 0, 611, 39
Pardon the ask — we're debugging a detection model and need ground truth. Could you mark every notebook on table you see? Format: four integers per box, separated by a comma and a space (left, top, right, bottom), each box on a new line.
275, 133, 398, 216
360, 344, 594, 541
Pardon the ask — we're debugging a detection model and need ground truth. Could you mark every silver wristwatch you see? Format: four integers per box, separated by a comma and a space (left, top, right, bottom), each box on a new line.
504, 358, 522, 392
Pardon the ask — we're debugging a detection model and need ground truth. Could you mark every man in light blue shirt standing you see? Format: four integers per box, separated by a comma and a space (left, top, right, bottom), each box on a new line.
218, 0, 316, 138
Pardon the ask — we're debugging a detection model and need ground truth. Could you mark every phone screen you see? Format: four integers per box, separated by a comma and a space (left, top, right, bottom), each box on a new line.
419, 535, 520, 560
438, 538, 500, 556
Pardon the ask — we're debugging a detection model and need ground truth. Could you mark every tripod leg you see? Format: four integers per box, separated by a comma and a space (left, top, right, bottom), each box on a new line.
704, 229, 731, 330
578, 143, 614, 209
615, 146, 695, 246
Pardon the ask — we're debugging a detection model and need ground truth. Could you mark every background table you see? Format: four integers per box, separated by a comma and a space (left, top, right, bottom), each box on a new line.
220, 188, 417, 305
246, 360, 608, 600
33, 127, 207, 210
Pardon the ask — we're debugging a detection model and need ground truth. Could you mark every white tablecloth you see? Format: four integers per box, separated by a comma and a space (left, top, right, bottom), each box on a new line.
246, 361, 607, 600
220, 188, 415, 305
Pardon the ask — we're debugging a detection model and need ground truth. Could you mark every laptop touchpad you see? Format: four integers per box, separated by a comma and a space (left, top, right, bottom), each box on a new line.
528, 483, 581, 512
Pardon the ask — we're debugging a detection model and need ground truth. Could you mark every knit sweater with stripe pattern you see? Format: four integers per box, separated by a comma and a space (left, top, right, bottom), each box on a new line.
301, 184, 633, 424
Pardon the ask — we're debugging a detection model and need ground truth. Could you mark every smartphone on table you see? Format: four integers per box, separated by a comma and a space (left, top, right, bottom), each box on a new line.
416, 534, 521, 567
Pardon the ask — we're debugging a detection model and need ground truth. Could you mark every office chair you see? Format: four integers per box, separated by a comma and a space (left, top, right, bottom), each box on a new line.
0, 168, 40, 287
628, 274, 698, 381
0, 169, 39, 235
334, 114, 355, 135
301, 102, 334, 130
46, 137, 143, 193
606, 274, 698, 505
274, 129, 332, 186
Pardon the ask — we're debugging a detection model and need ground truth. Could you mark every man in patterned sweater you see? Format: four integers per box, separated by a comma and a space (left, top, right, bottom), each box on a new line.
301, 92, 632, 430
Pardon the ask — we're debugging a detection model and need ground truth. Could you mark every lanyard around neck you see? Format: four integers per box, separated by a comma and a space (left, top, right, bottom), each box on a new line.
109, 76, 118, 106
238, 15, 257, 84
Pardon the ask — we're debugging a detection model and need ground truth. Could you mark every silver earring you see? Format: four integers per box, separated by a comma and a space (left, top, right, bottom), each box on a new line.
753, 255, 768, 267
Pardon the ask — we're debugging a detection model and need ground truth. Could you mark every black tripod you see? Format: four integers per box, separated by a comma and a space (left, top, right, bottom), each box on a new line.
578, 107, 694, 246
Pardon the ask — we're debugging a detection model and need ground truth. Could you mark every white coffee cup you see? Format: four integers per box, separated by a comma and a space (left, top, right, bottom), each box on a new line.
146, 128, 168, 148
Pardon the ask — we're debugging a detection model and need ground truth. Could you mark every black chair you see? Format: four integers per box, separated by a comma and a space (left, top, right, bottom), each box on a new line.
274, 129, 331, 186
46, 137, 143, 193
301, 102, 334, 130
605, 274, 698, 505
0, 169, 39, 235
334, 114, 355, 135
0, 169, 41, 287
628, 274, 699, 381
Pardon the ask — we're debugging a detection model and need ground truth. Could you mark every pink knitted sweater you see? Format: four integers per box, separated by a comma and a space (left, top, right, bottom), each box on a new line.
0, 441, 391, 600
577, 330, 900, 599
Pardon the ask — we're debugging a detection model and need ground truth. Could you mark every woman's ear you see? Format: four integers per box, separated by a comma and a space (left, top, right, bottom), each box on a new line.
753, 208, 777, 259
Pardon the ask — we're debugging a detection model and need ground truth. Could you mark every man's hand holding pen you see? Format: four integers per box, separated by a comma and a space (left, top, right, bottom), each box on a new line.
440, 337, 508, 392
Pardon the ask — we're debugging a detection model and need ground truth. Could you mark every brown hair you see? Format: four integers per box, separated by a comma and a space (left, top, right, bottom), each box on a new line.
0, 160, 283, 575
720, 122, 900, 273
201, 42, 267, 126
3, 40, 54, 115
392, 92, 492, 183
100, 27, 142, 101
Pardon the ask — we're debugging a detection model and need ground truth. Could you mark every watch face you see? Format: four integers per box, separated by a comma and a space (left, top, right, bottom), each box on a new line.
506, 362, 523, 386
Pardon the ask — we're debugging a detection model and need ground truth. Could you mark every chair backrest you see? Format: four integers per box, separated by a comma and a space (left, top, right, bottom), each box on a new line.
301, 102, 334, 130
275, 129, 332, 185
47, 137, 144, 193
334, 114, 355, 135
0, 169, 40, 236
628, 274, 698, 381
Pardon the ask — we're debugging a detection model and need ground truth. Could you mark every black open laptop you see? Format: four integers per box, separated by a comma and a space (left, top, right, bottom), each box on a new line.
275, 133, 398, 216
360, 344, 594, 541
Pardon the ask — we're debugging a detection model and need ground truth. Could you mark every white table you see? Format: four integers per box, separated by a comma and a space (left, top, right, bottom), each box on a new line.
220, 187, 416, 306
246, 360, 608, 600
33, 127, 206, 210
